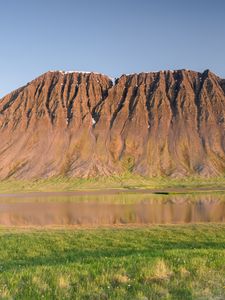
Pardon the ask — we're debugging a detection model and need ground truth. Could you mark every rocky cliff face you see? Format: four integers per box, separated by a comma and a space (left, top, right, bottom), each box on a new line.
0, 69, 224, 178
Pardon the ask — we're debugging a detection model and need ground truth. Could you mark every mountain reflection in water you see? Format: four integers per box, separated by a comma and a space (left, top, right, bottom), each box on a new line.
0, 193, 224, 227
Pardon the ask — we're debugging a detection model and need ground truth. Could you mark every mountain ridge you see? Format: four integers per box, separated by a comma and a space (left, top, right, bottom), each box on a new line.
0, 69, 224, 179
2, 69, 223, 100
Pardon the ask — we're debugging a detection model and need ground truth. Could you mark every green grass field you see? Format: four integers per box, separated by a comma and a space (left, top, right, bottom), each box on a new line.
0, 225, 225, 300
0, 175, 224, 193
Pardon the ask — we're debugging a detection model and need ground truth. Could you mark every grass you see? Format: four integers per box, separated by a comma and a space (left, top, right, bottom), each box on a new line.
0, 224, 225, 299
0, 175, 224, 193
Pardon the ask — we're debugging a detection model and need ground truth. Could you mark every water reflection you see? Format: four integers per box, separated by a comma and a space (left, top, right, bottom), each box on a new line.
0, 193, 224, 227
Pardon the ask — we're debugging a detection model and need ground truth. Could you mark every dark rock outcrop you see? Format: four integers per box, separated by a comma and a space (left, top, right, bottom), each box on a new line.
0, 69, 224, 178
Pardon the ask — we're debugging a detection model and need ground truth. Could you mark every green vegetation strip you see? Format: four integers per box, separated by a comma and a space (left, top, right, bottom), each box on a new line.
0, 175, 224, 193
0, 224, 224, 299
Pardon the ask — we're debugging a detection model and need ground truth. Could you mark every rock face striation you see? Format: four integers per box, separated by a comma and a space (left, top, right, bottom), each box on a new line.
0, 69, 224, 178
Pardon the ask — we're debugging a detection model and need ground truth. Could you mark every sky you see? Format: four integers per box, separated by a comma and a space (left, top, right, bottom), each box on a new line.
0, 0, 225, 97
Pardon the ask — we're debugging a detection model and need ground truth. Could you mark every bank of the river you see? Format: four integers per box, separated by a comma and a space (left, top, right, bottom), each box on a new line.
0, 175, 224, 194
0, 224, 224, 299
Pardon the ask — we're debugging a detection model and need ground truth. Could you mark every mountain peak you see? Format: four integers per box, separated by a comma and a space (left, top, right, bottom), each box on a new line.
0, 69, 224, 178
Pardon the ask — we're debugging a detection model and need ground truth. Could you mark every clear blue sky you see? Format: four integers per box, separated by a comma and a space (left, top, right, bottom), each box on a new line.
0, 0, 225, 96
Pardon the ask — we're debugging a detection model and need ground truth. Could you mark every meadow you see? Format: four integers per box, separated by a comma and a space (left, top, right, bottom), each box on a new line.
0, 175, 224, 193
0, 224, 224, 300
0, 176, 224, 299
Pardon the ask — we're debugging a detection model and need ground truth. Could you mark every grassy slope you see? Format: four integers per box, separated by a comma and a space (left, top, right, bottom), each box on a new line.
0, 225, 225, 300
0, 175, 224, 193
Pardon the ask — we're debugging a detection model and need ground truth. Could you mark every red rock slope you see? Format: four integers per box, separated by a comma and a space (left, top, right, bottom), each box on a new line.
0, 69, 224, 178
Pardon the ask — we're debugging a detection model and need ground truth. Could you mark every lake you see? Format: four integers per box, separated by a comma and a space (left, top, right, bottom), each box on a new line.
0, 192, 224, 227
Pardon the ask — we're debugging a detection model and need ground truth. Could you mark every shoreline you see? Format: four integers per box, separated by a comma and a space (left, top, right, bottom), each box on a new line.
0, 186, 224, 198
1, 222, 225, 231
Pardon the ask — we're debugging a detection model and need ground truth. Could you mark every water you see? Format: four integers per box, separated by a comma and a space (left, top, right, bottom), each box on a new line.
0, 192, 224, 227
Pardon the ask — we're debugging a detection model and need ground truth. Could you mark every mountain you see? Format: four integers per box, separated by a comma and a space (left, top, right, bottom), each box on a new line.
0, 69, 224, 179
